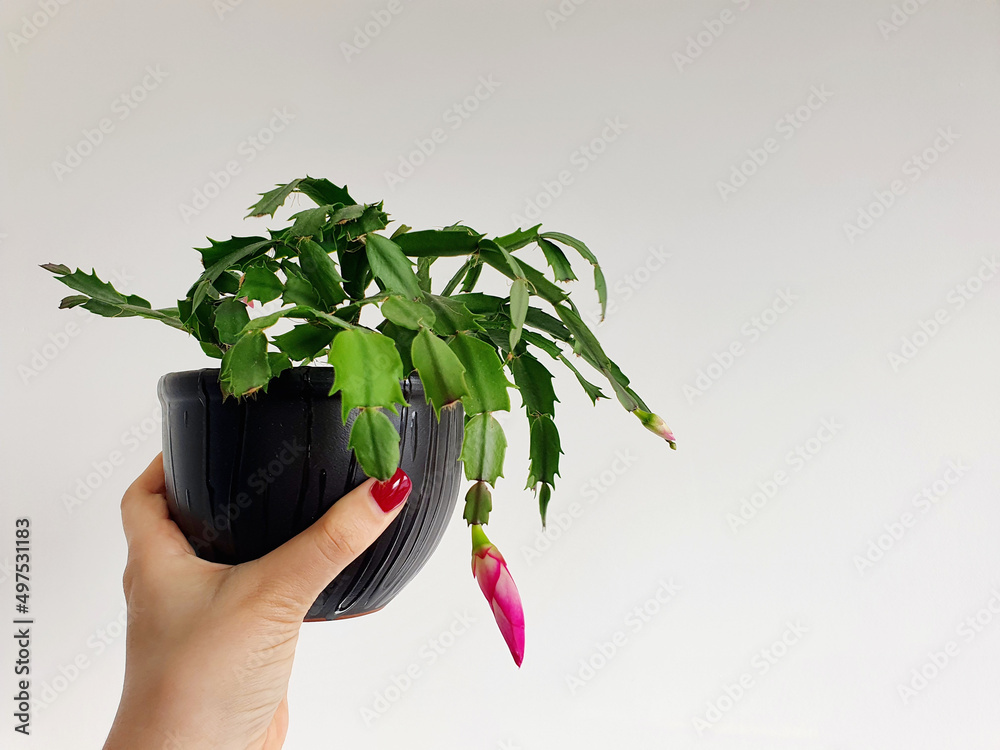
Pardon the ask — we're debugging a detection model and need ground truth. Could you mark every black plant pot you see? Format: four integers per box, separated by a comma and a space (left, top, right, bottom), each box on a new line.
157, 367, 464, 620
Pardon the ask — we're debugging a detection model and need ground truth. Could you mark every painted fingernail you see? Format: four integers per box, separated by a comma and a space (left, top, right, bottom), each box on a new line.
371, 468, 412, 513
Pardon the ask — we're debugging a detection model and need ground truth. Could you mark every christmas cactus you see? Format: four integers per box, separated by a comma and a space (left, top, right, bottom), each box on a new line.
44, 177, 675, 665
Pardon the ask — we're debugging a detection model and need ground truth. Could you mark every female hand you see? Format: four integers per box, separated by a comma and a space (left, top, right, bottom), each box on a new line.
103, 453, 411, 750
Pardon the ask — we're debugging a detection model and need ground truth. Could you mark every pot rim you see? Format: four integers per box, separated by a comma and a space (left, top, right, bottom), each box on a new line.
158, 367, 426, 398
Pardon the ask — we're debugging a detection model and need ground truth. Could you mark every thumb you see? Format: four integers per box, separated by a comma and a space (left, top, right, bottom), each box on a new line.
247, 468, 412, 613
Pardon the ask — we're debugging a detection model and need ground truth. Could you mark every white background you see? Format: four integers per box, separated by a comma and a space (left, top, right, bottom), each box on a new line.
2, 0, 1000, 748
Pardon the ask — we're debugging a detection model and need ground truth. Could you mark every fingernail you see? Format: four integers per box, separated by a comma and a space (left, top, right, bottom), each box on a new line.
371, 468, 412, 513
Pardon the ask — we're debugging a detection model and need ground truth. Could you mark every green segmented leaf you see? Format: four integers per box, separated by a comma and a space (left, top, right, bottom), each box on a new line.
214, 271, 242, 295
394, 228, 483, 257
213, 299, 251, 345
239, 266, 283, 303
298, 177, 356, 207
280, 261, 322, 307
411, 327, 468, 419
483, 238, 526, 281
40, 263, 71, 275
450, 293, 504, 315
558, 353, 607, 404
538, 483, 553, 527
421, 294, 481, 335
178, 298, 216, 341
442, 257, 474, 297
46, 267, 150, 308
380, 321, 417, 374
463, 481, 493, 525
329, 329, 407, 422
195, 236, 272, 270
460, 258, 483, 293
288, 206, 331, 238
366, 233, 422, 299
390, 223, 412, 239
478, 246, 567, 305
272, 324, 336, 361
448, 333, 512, 415
190, 238, 276, 314
540, 232, 606, 319
329, 204, 366, 223
520, 330, 562, 359
508, 279, 529, 351
525, 306, 571, 342
495, 224, 542, 251
267, 351, 292, 380
381, 296, 436, 331
298, 239, 347, 308
460, 413, 507, 485
338, 244, 372, 300
343, 204, 389, 239
219, 330, 271, 398
238, 304, 352, 334
555, 303, 640, 411
511, 352, 557, 417
59, 295, 88, 309
247, 179, 303, 218
348, 408, 401, 480
200, 341, 224, 359
537, 238, 578, 282
416, 256, 435, 293
526, 414, 561, 488
45, 267, 186, 330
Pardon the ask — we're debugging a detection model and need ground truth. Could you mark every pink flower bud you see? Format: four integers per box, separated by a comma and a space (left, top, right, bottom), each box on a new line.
634, 408, 676, 449
471, 525, 525, 667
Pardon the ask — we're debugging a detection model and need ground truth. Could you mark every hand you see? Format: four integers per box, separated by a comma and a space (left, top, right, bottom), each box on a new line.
104, 453, 411, 750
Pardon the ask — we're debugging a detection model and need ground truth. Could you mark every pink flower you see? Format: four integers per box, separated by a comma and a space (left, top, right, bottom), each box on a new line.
634, 408, 676, 449
471, 525, 525, 667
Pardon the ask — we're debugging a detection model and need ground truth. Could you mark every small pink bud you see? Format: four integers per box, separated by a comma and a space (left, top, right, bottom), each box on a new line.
471, 525, 525, 667
634, 408, 676, 449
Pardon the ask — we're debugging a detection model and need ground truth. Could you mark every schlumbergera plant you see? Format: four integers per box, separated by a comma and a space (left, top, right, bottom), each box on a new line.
44, 177, 676, 666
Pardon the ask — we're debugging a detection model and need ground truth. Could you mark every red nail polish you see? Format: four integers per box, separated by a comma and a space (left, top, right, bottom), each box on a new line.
371, 468, 412, 512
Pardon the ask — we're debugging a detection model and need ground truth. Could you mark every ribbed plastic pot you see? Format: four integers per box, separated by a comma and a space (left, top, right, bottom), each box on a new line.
157, 367, 464, 621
